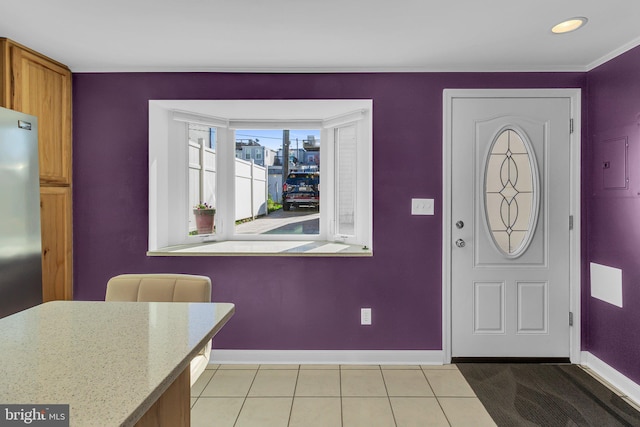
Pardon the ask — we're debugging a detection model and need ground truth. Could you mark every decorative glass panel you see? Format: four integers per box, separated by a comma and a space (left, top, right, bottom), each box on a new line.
484, 129, 538, 257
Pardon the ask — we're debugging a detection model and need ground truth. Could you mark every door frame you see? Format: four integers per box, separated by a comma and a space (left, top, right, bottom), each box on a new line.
442, 89, 582, 363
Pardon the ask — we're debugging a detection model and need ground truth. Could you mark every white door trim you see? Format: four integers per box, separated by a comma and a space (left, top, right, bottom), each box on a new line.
442, 89, 581, 363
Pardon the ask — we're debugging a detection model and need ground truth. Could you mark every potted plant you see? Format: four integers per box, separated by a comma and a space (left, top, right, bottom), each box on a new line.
193, 202, 215, 234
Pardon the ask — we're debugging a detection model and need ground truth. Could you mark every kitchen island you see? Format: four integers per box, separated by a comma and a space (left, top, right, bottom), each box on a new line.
0, 300, 235, 426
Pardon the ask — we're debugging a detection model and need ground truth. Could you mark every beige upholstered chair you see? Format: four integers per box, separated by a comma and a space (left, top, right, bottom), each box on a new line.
105, 273, 212, 386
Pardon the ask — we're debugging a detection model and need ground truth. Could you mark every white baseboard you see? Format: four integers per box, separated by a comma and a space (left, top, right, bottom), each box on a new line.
581, 351, 640, 406
209, 350, 444, 366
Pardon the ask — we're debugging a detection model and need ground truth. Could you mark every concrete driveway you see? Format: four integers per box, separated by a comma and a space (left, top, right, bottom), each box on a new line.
235, 208, 319, 235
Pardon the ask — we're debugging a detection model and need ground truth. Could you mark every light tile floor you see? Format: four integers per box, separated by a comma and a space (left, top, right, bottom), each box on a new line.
190, 364, 496, 427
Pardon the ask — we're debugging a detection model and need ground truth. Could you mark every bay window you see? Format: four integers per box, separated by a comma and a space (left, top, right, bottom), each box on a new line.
148, 100, 372, 256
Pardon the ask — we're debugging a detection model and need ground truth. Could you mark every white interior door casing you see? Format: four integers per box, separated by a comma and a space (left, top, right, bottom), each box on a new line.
442, 90, 581, 360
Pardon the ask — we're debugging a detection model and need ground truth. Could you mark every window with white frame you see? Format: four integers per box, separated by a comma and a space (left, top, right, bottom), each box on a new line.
188, 124, 217, 235
233, 128, 320, 237
148, 100, 372, 255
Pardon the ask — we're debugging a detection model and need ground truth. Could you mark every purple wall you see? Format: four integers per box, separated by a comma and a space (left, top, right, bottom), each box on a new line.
73, 72, 586, 351
587, 46, 640, 383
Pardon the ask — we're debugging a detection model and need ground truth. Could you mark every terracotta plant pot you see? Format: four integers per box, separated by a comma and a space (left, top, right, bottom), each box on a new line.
193, 209, 215, 234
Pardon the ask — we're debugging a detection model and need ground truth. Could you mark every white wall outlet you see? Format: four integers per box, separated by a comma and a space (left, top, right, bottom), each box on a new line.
411, 198, 434, 215
361, 308, 372, 325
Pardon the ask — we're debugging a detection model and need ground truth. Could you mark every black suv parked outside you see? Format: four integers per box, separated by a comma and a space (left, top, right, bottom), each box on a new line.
282, 172, 319, 211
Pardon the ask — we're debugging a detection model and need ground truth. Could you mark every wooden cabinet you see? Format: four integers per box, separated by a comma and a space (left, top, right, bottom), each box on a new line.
1, 39, 72, 185
0, 38, 73, 301
40, 187, 73, 302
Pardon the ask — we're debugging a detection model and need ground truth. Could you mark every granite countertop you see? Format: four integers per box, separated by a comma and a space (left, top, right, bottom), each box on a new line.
0, 300, 235, 426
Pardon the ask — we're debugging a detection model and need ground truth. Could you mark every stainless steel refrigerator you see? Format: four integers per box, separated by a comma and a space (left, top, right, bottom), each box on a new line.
0, 106, 42, 318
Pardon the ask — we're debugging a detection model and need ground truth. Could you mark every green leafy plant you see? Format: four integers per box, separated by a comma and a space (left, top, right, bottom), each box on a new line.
194, 202, 215, 213
267, 197, 282, 213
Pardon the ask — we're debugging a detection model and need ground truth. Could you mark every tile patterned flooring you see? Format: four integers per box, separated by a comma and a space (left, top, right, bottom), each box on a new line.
190, 364, 496, 427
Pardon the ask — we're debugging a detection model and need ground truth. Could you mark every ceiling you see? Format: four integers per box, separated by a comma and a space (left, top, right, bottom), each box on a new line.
2, 0, 639, 73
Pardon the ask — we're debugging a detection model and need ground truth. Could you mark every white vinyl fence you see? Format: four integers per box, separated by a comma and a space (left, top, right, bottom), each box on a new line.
189, 141, 267, 232
235, 158, 267, 220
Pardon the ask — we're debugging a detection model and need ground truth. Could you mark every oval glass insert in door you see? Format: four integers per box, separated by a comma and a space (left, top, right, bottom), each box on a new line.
484, 128, 539, 258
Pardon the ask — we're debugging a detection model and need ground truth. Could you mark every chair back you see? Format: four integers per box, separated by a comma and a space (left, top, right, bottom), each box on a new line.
105, 273, 211, 303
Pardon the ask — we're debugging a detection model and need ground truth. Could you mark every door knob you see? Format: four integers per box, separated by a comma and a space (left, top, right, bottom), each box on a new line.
455, 239, 466, 248
455, 220, 464, 229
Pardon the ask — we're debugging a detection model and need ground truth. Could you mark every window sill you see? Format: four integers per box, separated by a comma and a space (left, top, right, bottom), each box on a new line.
147, 240, 373, 257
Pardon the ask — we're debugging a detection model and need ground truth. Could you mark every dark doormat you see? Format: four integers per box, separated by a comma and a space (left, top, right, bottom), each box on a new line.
457, 364, 640, 427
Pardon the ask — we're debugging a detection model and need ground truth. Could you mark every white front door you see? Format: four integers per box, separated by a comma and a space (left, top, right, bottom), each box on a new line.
449, 93, 572, 358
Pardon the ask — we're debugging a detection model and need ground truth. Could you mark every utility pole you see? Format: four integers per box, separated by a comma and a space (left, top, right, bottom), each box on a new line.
283, 129, 290, 179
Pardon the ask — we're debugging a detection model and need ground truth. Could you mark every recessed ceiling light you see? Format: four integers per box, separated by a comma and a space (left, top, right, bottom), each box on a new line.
552, 17, 588, 34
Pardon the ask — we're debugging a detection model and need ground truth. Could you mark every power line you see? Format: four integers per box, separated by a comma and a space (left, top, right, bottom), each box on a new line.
236, 132, 320, 141
236, 133, 281, 140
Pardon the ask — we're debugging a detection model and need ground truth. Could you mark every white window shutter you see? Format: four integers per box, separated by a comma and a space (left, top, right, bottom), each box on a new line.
335, 124, 357, 238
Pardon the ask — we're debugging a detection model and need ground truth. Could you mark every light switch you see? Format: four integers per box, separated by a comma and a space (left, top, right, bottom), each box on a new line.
411, 198, 434, 215
361, 308, 372, 325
